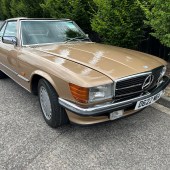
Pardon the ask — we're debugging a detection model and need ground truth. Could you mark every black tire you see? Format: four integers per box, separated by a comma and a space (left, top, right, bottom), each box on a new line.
38, 78, 69, 128
0, 71, 7, 79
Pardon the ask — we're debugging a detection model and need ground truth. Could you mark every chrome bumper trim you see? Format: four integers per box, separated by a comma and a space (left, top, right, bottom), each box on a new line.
59, 76, 170, 116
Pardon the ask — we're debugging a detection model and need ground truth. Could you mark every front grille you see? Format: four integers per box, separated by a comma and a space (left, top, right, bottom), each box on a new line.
114, 66, 163, 101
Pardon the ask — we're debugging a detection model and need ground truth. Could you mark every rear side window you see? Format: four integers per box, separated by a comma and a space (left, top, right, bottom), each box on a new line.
4, 21, 17, 37
0, 23, 6, 37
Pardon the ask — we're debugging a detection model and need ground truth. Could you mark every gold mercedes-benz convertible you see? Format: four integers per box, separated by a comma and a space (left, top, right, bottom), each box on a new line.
0, 18, 169, 128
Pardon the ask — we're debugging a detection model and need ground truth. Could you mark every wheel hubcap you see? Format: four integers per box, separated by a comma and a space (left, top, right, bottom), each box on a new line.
39, 86, 52, 120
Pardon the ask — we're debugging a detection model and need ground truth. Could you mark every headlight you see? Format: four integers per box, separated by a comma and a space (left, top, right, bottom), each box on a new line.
69, 83, 114, 103
89, 84, 114, 102
157, 66, 167, 86
160, 66, 167, 77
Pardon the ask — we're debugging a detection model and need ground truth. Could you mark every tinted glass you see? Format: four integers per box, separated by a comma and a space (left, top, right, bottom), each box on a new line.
4, 21, 17, 37
21, 20, 87, 45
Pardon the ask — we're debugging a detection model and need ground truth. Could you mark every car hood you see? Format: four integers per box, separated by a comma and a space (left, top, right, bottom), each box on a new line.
35, 42, 166, 80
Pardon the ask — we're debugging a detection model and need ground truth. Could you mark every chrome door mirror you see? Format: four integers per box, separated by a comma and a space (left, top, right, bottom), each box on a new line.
2, 36, 17, 46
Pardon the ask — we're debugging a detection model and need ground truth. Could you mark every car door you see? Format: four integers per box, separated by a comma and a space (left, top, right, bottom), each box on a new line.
0, 20, 19, 78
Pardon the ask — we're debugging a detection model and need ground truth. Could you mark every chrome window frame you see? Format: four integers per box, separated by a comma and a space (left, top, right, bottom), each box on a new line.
0, 21, 7, 40
3, 20, 17, 37
0, 20, 19, 45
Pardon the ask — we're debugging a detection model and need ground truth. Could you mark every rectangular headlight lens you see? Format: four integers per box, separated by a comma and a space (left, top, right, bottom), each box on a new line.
89, 84, 114, 102
161, 66, 167, 77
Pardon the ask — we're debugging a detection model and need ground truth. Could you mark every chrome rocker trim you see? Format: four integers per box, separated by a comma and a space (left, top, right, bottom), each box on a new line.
0, 62, 29, 82
59, 76, 170, 116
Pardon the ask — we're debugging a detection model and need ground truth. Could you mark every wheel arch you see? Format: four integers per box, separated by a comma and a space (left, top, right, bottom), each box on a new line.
30, 70, 59, 95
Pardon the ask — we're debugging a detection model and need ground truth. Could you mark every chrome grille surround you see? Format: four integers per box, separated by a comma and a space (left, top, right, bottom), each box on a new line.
114, 66, 164, 101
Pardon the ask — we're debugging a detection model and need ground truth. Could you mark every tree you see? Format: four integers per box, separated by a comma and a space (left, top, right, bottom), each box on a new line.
91, 0, 146, 49
10, 0, 45, 18
137, 0, 170, 47
0, 0, 45, 20
0, 0, 12, 19
0, 0, 95, 38
41, 0, 95, 33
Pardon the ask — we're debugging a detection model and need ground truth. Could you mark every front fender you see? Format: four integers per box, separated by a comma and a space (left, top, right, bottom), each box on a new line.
30, 70, 73, 101
30, 70, 59, 94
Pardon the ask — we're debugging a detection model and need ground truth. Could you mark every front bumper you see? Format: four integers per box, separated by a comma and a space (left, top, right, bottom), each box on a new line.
59, 76, 170, 116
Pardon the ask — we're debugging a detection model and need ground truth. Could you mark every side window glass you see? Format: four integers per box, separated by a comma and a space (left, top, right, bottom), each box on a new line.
0, 23, 6, 38
4, 21, 17, 37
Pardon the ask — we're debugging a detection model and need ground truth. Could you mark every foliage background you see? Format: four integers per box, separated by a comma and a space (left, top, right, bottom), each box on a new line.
0, 0, 169, 60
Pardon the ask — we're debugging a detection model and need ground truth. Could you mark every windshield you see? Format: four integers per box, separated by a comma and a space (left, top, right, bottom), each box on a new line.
21, 20, 88, 46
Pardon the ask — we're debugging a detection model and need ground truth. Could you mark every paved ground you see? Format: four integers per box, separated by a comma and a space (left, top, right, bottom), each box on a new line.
0, 78, 170, 170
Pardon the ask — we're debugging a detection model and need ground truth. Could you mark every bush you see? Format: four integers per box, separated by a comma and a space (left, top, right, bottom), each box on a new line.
91, 0, 146, 49
0, 0, 45, 19
41, 0, 94, 33
0, 0, 12, 19
10, 0, 45, 18
137, 0, 170, 48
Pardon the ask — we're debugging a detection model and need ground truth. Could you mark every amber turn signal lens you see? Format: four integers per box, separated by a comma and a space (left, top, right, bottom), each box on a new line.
69, 83, 89, 103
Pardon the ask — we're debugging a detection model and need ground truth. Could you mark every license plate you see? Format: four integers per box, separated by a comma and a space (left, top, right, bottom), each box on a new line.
110, 110, 124, 120
135, 91, 163, 110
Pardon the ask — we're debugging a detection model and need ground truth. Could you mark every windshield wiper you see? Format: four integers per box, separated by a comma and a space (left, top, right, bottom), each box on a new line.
65, 36, 90, 43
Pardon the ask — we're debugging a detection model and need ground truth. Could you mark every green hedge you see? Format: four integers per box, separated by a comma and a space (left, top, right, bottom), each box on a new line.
91, 0, 145, 48
0, 0, 169, 49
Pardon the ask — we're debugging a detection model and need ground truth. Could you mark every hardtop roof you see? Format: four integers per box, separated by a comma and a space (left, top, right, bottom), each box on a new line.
6, 17, 71, 21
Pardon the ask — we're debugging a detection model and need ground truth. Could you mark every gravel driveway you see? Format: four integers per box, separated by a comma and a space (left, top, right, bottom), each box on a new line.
1, 78, 170, 170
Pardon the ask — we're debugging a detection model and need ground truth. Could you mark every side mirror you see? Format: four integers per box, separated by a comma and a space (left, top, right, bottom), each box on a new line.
2, 36, 17, 46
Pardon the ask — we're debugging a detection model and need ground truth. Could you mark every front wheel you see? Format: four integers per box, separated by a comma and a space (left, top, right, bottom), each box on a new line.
38, 79, 69, 128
